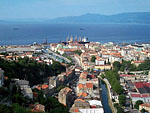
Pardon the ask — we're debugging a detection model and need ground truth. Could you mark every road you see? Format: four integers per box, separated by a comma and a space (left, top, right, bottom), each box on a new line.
44, 49, 71, 63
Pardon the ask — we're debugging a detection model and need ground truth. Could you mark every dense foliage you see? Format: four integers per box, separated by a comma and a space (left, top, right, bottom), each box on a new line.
141, 108, 148, 113
114, 103, 124, 113
91, 55, 96, 62
113, 60, 136, 71
113, 60, 150, 72
105, 70, 123, 94
134, 100, 144, 109
35, 90, 69, 113
118, 94, 126, 106
0, 57, 66, 86
138, 60, 150, 71
74, 50, 82, 56
0, 85, 69, 113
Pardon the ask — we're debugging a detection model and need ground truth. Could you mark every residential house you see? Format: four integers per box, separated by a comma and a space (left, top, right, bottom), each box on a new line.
58, 87, 73, 107
139, 104, 150, 112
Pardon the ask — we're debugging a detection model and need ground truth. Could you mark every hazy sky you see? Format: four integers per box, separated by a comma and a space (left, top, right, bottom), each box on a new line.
0, 0, 150, 19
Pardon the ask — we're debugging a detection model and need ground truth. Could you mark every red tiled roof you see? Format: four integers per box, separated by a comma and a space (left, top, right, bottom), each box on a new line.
86, 83, 93, 89
78, 83, 85, 89
131, 93, 150, 98
75, 99, 85, 102
78, 92, 88, 97
120, 74, 135, 77
133, 61, 144, 63
74, 108, 79, 112
134, 82, 150, 88
41, 85, 48, 89
140, 104, 150, 107
131, 94, 141, 97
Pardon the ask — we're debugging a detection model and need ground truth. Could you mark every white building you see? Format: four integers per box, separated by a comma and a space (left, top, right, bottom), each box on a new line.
79, 108, 104, 113
95, 58, 105, 65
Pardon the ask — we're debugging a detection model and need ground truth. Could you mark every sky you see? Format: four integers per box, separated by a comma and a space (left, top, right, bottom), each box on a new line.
0, 0, 150, 19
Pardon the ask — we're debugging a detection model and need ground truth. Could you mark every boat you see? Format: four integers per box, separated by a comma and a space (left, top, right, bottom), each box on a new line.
13, 28, 19, 30
80, 28, 84, 30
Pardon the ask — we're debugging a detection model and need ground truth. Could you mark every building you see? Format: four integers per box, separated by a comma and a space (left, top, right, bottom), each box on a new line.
131, 61, 145, 67
95, 57, 105, 65
78, 108, 104, 113
0, 68, 4, 87
32, 104, 45, 113
70, 99, 90, 112
130, 82, 150, 104
76, 83, 93, 95
23, 88, 33, 99
134, 82, 150, 94
14, 79, 33, 99
94, 65, 111, 70
139, 104, 150, 112
58, 87, 73, 107
49, 76, 61, 88
15, 79, 30, 90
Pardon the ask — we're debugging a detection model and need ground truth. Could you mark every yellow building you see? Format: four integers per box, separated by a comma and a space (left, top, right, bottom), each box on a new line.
94, 65, 112, 70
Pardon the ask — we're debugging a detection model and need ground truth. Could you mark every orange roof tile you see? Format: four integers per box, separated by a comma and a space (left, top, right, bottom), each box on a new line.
78, 83, 85, 89
42, 85, 48, 89
78, 92, 88, 97
74, 108, 79, 112
86, 83, 93, 89
140, 104, 150, 107
75, 99, 85, 102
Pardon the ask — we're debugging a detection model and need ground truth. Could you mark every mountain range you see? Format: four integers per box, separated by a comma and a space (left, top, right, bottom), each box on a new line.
1, 12, 150, 24
47, 12, 150, 24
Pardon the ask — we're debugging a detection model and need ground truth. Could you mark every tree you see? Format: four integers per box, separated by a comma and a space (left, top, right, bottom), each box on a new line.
117, 106, 124, 113
0, 58, 66, 86
141, 108, 148, 113
91, 56, 96, 62
138, 60, 150, 71
113, 82, 123, 95
134, 100, 144, 109
101, 74, 105, 79
105, 70, 123, 95
74, 50, 82, 56
42, 97, 69, 113
0, 104, 12, 113
118, 94, 126, 106
113, 61, 121, 71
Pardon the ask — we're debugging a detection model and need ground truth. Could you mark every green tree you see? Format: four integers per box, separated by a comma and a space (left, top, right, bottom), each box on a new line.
141, 108, 148, 113
105, 70, 123, 95
0, 58, 66, 86
138, 60, 150, 71
91, 56, 96, 62
134, 100, 144, 109
101, 74, 105, 79
118, 94, 126, 106
0, 104, 12, 113
117, 106, 124, 113
113, 61, 121, 71
74, 50, 82, 56
113, 82, 123, 95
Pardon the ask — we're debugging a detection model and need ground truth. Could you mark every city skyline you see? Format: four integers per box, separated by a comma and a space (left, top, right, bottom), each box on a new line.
1, 0, 150, 19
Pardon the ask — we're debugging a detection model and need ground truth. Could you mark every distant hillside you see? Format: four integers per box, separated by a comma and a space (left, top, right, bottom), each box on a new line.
46, 12, 150, 24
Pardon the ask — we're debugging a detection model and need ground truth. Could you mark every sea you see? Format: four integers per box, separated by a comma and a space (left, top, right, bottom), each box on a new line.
0, 23, 150, 45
